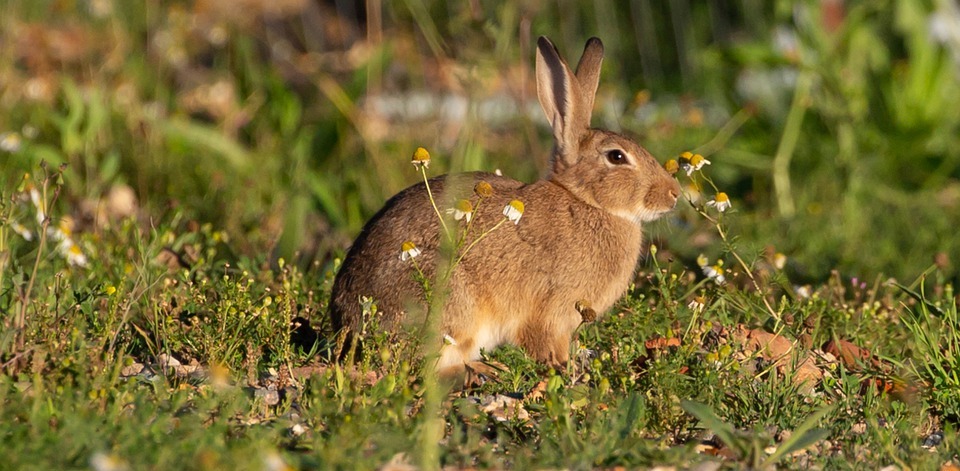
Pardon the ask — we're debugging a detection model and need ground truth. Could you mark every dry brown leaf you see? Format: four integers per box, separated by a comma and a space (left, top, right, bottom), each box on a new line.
822, 339, 875, 371
733, 326, 822, 393
645, 335, 681, 351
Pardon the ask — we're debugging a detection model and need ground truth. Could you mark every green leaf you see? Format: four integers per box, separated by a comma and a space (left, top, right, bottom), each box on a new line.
890, 280, 945, 318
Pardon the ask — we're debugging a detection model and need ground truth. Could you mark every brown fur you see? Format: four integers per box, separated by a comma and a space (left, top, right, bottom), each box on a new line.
329, 37, 681, 377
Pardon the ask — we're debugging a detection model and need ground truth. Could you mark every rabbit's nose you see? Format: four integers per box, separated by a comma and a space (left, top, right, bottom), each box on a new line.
668, 179, 681, 203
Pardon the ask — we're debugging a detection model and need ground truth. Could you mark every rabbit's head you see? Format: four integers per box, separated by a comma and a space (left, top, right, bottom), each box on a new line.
536, 37, 680, 225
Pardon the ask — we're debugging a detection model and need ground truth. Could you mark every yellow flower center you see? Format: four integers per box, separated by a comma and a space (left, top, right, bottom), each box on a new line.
508, 200, 524, 213
715, 192, 729, 203
689, 153, 705, 166
474, 181, 493, 198
455, 199, 473, 213
412, 147, 431, 163
664, 159, 679, 175
401, 241, 417, 252
696, 254, 709, 267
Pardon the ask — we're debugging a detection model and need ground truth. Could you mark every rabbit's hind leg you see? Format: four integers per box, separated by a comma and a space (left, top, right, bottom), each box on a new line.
518, 308, 581, 371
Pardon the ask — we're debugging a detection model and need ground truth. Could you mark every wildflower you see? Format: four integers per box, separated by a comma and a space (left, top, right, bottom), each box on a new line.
105, 285, 117, 296
576, 343, 597, 362
400, 241, 421, 261
698, 255, 725, 284
773, 252, 787, 270
706, 192, 731, 212
503, 200, 524, 224
62, 242, 88, 267
474, 181, 493, 198
794, 285, 812, 299
451, 199, 474, 223
703, 264, 725, 284
679, 151, 710, 176
10, 221, 33, 241
687, 296, 706, 313
705, 351, 721, 368
359, 296, 377, 316
442, 334, 458, 346
649, 244, 658, 256
90, 451, 128, 471
411, 147, 431, 169
664, 159, 679, 175
0, 132, 22, 153
696, 254, 710, 268
27, 185, 46, 223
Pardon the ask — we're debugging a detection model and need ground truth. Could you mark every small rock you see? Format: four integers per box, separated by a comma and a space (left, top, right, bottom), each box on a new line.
290, 423, 308, 437
924, 431, 944, 448
255, 388, 280, 406
120, 363, 144, 377
480, 394, 529, 423
157, 353, 180, 367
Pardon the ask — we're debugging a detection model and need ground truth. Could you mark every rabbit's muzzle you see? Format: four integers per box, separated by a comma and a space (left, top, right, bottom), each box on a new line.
644, 176, 682, 216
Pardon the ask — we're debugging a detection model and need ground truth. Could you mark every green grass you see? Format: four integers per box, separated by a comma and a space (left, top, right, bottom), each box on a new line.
1, 0, 960, 469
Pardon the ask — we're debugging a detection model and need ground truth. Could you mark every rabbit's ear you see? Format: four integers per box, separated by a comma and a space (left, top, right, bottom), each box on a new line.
574, 37, 604, 125
536, 36, 584, 162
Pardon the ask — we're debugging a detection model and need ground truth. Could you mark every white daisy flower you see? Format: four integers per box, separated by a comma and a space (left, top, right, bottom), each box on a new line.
706, 192, 731, 212
687, 296, 706, 314
451, 199, 474, 223
411, 147, 431, 169
503, 200, 524, 224
698, 256, 725, 285
10, 221, 33, 241
28, 186, 46, 223
679, 151, 711, 176
0, 132, 22, 153
400, 241, 421, 261
61, 240, 88, 267
773, 252, 787, 270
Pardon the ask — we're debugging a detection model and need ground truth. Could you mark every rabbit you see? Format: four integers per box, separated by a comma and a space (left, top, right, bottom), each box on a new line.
329, 36, 681, 379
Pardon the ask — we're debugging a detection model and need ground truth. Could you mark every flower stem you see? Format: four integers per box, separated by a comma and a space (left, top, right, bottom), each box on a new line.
454, 217, 507, 268
715, 224, 780, 321
421, 167, 451, 241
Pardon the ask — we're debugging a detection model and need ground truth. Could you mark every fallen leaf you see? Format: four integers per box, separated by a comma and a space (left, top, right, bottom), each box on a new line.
645, 335, 681, 351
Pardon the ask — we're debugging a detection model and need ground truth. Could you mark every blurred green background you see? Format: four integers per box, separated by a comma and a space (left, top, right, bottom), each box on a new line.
2, 0, 959, 281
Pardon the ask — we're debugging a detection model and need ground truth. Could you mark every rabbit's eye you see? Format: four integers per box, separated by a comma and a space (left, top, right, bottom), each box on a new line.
605, 149, 628, 165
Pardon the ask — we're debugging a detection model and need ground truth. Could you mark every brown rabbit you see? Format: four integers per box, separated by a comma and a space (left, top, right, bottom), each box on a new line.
329, 37, 681, 377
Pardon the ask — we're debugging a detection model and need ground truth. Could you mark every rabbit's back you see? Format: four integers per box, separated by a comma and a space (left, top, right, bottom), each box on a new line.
329, 172, 525, 334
